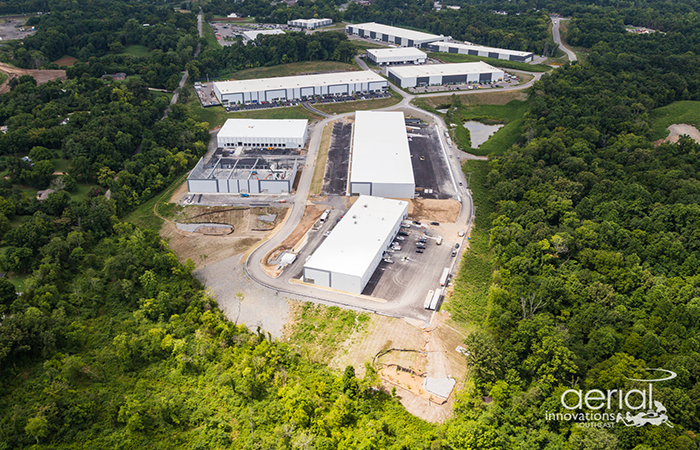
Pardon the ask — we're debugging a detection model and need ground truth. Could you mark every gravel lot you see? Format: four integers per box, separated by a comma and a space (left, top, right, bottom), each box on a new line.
321, 122, 352, 195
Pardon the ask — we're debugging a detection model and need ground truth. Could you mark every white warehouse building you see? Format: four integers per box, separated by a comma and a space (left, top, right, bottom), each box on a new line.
242, 29, 285, 44
349, 111, 415, 198
303, 195, 408, 294
345, 22, 448, 48
287, 18, 332, 29
387, 62, 505, 88
216, 119, 308, 149
425, 41, 534, 63
213, 71, 388, 105
366, 47, 427, 65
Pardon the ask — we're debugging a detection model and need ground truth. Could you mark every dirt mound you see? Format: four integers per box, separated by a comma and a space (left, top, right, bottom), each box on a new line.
53, 56, 78, 67
0, 62, 67, 95
409, 198, 461, 223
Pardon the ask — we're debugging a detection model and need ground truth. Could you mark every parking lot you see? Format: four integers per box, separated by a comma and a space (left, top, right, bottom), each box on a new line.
409, 73, 521, 94
0, 18, 36, 41
224, 91, 391, 112
321, 122, 352, 196
408, 124, 456, 199
361, 224, 458, 311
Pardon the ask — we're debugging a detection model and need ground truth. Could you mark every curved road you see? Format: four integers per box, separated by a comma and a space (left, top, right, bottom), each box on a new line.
242, 57, 545, 322
552, 18, 577, 62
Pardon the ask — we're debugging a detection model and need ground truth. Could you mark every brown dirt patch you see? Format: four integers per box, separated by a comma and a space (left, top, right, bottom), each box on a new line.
53, 56, 78, 67
278, 204, 326, 251
0, 63, 67, 95
330, 312, 468, 423
169, 181, 189, 203
408, 198, 460, 223
161, 205, 287, 270
654, 124, 700, 146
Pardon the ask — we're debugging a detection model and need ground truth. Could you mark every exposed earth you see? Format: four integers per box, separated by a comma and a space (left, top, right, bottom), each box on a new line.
0, 62, 67, 95
656, 123, 700, 145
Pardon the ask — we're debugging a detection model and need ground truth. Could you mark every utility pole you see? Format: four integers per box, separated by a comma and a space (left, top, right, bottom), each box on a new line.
467, 172, 471, 188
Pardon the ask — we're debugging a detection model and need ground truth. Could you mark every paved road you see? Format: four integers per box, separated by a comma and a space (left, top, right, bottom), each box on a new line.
552, 18, 577, 62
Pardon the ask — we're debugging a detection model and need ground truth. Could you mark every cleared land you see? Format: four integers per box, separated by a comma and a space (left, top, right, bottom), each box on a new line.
412, 89, 527, 109
0, 63, 66, 94
650, 101, 700, 140
329, 312, 467, 423
121, 45, 150, 57
53, 55, 78, 67
408, 198, 460, 223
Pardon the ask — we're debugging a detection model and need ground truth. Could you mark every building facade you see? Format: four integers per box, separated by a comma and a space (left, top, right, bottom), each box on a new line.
187, 157, 298, 195
213, 71, 388, 104
366, 47, 427, 65
216, 119, 308, 149
287, 18, 332, 29
425, 41, 534, 63
387, 62, 505, 88
345, 22, 447, 48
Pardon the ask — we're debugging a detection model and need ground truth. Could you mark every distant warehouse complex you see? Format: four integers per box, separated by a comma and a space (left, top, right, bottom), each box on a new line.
303, 195, 408, 294
216, 118, 308, 149
426, 41, 534, 63
213, 71, 388, 105
366, 47, 427, 65
346, 22, 448, 48
388, 61, 504, 88
287, 18, 332, 29
350, 111, 415, 198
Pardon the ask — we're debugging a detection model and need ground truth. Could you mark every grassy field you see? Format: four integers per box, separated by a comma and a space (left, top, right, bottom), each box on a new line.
150, 90, 174, 102
445, 160, 495, 329
186, 92, 322, 129
121, 45, 150, 57
314, 90, 403, 114
428, 52, 551, 73
0, 71, 7, 85
222, 61, 359, 81
351, 40, 389, 51
286, 302, 370, 364
310, 122, 334, 195
649, 101, 700, 140
202, 22, 221, 49
124, 173, 188, 230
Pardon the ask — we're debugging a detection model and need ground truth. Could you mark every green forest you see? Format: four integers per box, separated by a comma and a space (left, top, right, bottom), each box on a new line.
1, 0, 700, 448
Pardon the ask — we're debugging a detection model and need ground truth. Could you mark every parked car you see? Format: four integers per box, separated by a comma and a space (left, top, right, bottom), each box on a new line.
455, 243, 460, 249
395, 236, 405, 241
430, 221, 440, 226
412, 220, 421, 225
451, 250, 457, 257
416, 249, 424, 253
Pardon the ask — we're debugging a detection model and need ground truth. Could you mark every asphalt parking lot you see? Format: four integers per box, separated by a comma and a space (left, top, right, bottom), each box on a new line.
408, 125, 456, 199
322, 122, 352, 196
224, 92, 390, 112
409, 73, 521, 94
362, 224, 456, 311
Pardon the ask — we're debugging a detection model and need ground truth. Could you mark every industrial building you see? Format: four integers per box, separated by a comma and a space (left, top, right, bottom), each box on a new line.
349, 111, 415, 198
216, 119, 308, 149
387, 62, 505, 88
242, 29, 285, 43
187, 156, 298, 194
366, 47, 427, 65
287, 18, 332, 29
303, 195, 408, 294
345, 22, 448, 48
213, 71, 388, 104
425, 41, 534, 63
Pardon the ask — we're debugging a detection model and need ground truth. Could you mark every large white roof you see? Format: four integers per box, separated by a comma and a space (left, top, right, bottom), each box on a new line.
304, 196, 408, 277
388, 61, 503, 78
350, 111, 415, 187
242, 29, 285, 41
215, 70, 385, 95
350, 22, 443, 42
218, 119, 308, 138
429, 41, 533, 57
367, 47, 427, 58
